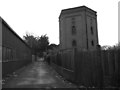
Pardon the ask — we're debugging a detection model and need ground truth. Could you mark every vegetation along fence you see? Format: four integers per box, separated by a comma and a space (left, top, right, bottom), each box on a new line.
50, 48, 120, 87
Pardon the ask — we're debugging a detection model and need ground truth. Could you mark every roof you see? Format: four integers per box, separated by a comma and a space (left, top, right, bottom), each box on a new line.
59, 6, 97, 19
1, 16, 31, 49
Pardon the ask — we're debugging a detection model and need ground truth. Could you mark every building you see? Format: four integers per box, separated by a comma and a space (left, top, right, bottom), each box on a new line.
0, 17, 32, 76
59, 6, 99, 50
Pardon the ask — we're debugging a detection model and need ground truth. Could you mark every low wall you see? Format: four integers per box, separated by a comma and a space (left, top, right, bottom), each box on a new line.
2, 60, 31, 77
51, 62, 75, 83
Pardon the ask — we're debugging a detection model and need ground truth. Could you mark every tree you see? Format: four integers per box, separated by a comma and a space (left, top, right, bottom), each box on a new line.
101, 42, 120, 50
23, 33, 38, 54
23, 33, 49, 57
47, 43, 58, 50
38, 34, 49, 52
101, 45, 111, 50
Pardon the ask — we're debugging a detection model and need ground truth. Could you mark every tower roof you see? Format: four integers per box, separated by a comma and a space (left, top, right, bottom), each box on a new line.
59, 6, 97, 19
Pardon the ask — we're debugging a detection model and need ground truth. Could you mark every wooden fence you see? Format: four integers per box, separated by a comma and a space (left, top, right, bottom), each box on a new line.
50, 48, 120, 87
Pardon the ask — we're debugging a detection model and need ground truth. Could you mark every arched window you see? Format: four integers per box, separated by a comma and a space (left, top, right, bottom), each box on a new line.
91, 40, 94, 46
72, 40, 77, 47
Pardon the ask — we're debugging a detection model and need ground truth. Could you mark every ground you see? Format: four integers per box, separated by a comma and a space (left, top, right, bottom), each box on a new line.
2, 58, 78, 89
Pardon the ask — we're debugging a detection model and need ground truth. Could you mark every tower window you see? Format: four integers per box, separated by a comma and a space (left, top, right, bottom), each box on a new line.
71, 26, 76, 35
91, 26, 94, 35
91, 40, 94, 46
71, 17, 75, 25
90, 18, 92, 24
72, 40, 77, 47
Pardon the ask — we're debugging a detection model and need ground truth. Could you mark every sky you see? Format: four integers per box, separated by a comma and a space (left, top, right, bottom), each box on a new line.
0, 0, 119, 46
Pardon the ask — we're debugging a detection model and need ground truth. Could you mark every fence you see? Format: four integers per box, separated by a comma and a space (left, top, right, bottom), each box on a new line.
50, 48, 120, 87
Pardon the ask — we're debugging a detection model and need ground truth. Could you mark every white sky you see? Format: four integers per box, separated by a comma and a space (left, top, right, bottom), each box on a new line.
0, 0, 119, 46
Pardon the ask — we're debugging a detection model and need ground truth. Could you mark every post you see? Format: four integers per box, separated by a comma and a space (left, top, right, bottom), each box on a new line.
96, 44, 104, 87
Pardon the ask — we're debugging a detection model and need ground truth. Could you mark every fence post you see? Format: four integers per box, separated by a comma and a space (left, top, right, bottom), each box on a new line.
96, 45, 104, 87
73, 47, 77, 82
111, 49, 119, 86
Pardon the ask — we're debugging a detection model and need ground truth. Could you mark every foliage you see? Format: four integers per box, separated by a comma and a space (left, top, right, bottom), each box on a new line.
47, 43, 58, 50
101, 45, 111, 50
23, 33, 38, 54
101, 42, 120, 50
38, 34, 49, 52
23, 33, 49, 55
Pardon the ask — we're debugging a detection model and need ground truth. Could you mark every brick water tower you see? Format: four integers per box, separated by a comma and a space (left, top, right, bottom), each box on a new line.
59, 6, 99, 50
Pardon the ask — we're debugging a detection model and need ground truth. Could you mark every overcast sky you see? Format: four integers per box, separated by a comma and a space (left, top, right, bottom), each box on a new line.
0, 0, 119, 46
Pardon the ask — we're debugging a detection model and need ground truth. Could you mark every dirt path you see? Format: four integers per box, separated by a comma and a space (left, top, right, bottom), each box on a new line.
3, 60, 77, 89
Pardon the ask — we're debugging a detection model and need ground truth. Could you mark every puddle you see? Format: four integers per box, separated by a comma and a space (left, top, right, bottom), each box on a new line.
17, 81, 31, 85
34, 78, 55, 84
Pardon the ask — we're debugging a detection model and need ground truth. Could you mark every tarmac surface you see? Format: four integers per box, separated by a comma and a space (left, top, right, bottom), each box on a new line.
2, 58, 78, 89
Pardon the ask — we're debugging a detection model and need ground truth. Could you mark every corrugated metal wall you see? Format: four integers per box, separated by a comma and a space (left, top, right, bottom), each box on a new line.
2, 19, 32, 77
